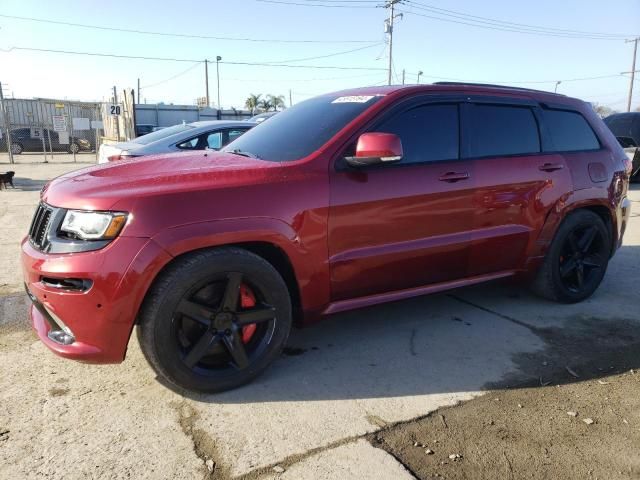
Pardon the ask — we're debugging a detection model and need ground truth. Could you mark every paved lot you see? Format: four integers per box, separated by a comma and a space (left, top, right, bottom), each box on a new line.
0, 162, 638, 479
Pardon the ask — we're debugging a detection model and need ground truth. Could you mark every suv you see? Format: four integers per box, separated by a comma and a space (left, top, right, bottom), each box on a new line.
22, 84, 632, 393
603, 112, 640, 180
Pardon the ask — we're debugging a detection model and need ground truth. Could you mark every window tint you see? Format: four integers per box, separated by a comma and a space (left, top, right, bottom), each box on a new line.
372, 104, 459, 164
468, 105, 540, 157
176, 137, 199, 150
544, 109, 600, 152
226, 129, 247, 145
206, 132, 222, 149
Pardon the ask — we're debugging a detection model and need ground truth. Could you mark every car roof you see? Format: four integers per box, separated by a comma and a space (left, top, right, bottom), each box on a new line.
328, 83, 582, 106
188, 120, 257, 128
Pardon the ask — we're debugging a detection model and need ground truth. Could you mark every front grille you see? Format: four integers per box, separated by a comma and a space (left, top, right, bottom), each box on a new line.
28, 203, 55, 250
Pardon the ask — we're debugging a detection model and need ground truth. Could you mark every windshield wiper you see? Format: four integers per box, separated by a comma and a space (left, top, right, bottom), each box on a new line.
229, 149, 261, 159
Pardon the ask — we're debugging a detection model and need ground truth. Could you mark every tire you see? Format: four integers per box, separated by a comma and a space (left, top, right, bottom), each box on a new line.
137, 247, 292, 393
68, 142, 80, 154
10, 142, 23, 155
531, 210, 611, 303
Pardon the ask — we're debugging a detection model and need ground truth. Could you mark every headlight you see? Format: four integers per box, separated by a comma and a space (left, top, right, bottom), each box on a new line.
61, 210, 128, 240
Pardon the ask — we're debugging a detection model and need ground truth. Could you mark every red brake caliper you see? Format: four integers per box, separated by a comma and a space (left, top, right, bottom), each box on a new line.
240, 284, 257, 344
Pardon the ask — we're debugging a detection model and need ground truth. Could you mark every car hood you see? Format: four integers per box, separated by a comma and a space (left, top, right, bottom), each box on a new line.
42, 150, 285, 211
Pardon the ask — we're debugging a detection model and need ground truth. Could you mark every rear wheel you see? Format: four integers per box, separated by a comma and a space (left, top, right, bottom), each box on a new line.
68, 142, 80, 154
138, 247, 292, 393
531, 210, 611, 303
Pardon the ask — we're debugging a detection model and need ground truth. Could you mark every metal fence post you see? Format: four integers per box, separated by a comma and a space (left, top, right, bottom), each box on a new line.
0, 81, 14, 164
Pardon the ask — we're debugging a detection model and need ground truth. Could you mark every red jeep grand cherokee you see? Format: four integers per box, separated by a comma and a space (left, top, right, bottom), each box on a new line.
22, 84, 632, 392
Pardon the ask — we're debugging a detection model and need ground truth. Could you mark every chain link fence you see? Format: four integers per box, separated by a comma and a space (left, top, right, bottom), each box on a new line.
0, 98, 107, 164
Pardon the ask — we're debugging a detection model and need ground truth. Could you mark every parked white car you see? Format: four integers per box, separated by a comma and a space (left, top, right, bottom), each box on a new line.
97, 121, 255, 164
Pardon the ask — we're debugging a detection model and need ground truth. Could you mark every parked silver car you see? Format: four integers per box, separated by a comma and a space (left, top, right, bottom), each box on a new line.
98, 120, 255, 164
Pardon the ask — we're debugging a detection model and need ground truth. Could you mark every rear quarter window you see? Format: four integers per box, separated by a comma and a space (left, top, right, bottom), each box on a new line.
543, 109, 600, 152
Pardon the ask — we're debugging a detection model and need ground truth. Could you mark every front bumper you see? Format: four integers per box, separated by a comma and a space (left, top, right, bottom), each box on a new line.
22, 236, 172, 363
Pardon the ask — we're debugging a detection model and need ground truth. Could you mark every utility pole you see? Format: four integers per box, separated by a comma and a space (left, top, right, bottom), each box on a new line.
417, 70, 423, 84
204, 59, 210, 107
402, 69, 405, 85
137, 78, 141, 105
0, 81, 14, 164
289, 89, 292, 107
625, 38, 638, 112
385, 0, 402, 86
216, 56, 222, 112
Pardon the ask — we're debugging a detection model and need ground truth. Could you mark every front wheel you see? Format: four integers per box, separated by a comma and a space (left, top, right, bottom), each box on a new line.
137, 247, 292, 393
531, 210, 611, 303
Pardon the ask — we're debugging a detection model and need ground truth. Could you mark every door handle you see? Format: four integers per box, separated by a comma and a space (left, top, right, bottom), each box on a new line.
538, 163, 564, 172
438, 171, 470, 182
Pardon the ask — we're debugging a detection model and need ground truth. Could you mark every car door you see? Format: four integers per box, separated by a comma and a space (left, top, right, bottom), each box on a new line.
463, 100, 573, 276
328, 101, 475, 301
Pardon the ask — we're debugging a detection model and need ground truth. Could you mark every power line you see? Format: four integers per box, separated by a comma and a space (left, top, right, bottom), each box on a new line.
254, 0, 379, 7
406, 1, 634, 39
400, 5, 635, 40
1, 46, 388, 71
1, 45, 630, 84
261, 42, 383, 63
0, 13, 376, 44
141, 62, 203, 89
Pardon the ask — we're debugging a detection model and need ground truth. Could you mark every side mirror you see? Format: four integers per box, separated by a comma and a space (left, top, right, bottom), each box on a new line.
344, 132, 403, 167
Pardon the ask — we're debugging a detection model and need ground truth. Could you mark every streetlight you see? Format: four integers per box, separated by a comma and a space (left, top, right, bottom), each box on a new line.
216, 56, 222, 113
554, 80, 562, 93
417, 70, 423, 84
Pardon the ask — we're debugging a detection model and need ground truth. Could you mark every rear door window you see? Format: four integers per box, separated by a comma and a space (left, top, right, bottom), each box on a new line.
467, 104, 540, 158
543, 109, 600, 152
371, 103, 459, 164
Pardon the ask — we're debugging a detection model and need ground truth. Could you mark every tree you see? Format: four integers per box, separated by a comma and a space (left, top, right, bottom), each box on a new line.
244, 94, 262, 113
258, 97, 273, 112
267, 94, 286, 111
592, 102, 617, 118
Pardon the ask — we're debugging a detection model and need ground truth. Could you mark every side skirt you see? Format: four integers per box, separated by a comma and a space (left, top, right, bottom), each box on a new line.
322, 270, 516, 316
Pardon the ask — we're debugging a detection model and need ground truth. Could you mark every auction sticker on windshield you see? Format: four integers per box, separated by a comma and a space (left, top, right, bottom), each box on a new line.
332, 95, 377, 104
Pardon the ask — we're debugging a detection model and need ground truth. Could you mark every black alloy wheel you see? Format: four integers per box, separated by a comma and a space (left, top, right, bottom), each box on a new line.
558, 224, 608, 294
138, 248, 292, 393
531, 210, 610, 303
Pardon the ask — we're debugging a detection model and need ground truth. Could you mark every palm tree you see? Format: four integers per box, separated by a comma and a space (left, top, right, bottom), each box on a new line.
258, 97, 273, 112
267, 94, 286, 111
244, 94, 262, 113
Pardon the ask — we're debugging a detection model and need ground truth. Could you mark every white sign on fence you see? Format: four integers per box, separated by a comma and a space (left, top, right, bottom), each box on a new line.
52, 115, 67, 132
91, 120, 104, 129
108, 104, 122, 116
58, 132, 70, 145
72, 117, 90, 130
30, 127, 43, 139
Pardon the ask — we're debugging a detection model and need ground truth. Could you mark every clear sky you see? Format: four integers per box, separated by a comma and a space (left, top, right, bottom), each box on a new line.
1, 0, 638, 111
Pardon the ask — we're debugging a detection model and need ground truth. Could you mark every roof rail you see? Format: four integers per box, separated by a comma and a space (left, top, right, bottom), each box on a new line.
432, 81, 564, 96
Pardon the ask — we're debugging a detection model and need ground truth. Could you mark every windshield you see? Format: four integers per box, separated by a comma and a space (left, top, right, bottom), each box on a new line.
135, 123, 195, 145
222, 94, 383, 162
